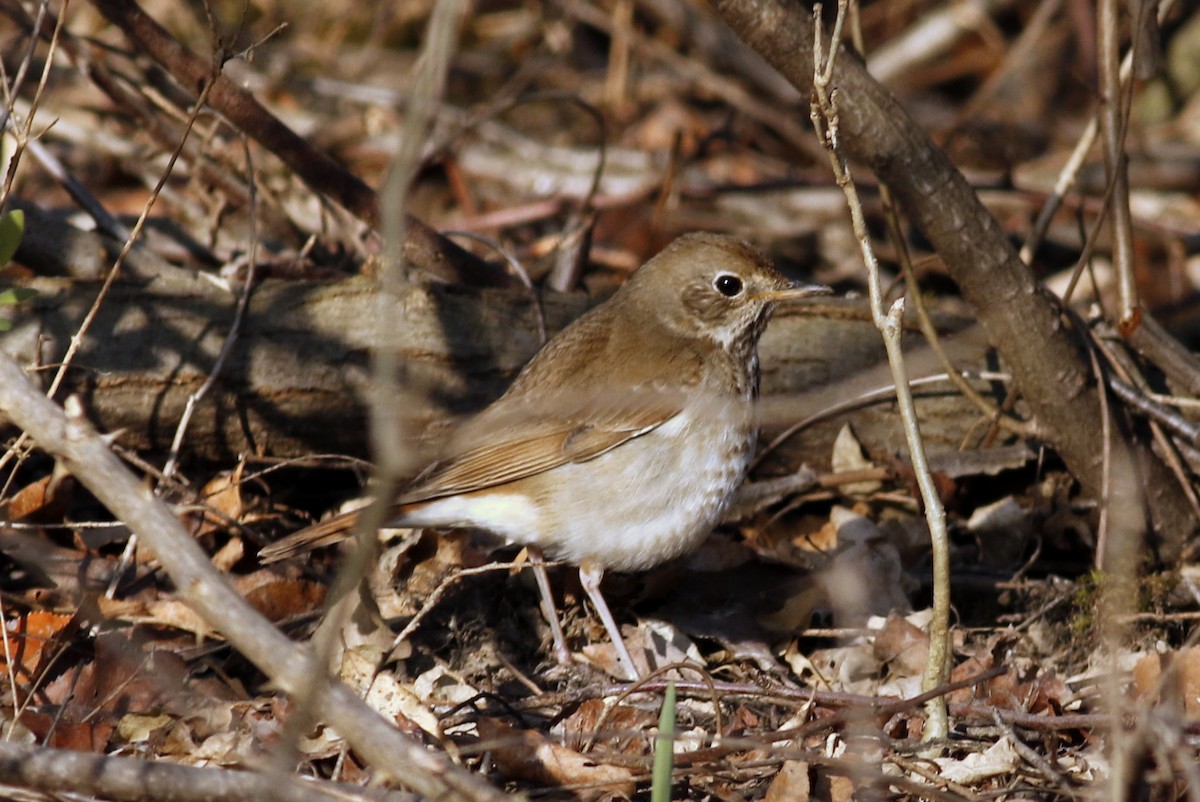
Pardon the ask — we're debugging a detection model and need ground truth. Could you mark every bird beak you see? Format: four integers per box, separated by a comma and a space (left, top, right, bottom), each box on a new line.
752, 283, 833, 303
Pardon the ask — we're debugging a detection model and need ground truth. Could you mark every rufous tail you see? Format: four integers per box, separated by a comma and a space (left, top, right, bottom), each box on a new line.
259, 510, 361, 563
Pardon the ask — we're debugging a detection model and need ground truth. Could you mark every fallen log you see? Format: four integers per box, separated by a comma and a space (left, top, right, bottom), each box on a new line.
2, 241, 994, 473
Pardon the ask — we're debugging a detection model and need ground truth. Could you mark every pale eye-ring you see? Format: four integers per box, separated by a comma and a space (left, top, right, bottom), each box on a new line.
713, 272, 744, 297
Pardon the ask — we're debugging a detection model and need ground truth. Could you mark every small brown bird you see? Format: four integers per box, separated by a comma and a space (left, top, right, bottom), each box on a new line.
262, 232, 829, 679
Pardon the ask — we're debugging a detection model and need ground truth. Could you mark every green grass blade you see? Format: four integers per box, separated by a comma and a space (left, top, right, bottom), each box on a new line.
0, 209, 25, 266
651, 681, 676, 802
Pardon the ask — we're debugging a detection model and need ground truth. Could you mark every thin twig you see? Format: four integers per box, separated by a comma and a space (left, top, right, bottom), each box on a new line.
756, 371, 1014, 469
274, 0, 471, 780
880, 186, 1032, 439
0, 732, 417, 802
0, 0, 60, 213
159, 133, 261, 482
0, 30, 216, 485
809, 0, 951, 743
1019, 0, 1177, 266
0, 354, 511, 801
1097, 0, 1138, 328
445, 230, 547, 344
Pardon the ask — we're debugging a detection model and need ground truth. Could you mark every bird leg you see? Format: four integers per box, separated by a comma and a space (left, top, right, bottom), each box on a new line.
526, 546, 573, 668
578, 561, 640, 681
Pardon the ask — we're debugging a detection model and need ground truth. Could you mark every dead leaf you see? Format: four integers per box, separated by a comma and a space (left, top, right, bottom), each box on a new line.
582, 618, 704, 679
3, 469, 74, 523
477, 718, 635, 799
831, 425, 881, 495
766, 760, 811, 802
365, 671, 442, 739
1133, 647, 1200, 717
1, 610, 75, 683
558, 699, 655, 755
235, 571, 328, 622
936, 737, 1021, 784
212, 536, 244, 572
872, 611, 930, 678
412, 664, 480, 707
825, 773, 855, 802
949, 647, 1070, 716
116, 712, 173, 743
143, 598, 214, 639
21, 710, 112, 752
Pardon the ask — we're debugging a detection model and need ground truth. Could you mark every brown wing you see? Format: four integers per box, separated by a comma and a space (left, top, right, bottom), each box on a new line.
398, 392, 681, 504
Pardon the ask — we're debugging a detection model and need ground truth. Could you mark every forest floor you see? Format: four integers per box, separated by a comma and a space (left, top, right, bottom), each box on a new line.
3, 1, 1200, 800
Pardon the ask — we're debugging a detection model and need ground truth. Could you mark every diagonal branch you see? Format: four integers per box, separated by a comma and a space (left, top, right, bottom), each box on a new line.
711, 0, 1196, 557
0, 352, 513, 802
84, 0, 504, 287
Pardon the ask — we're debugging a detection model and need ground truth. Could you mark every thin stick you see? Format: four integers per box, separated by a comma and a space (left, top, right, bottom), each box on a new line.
160, 133, 260, 481
1097, 0, 1137, 327
275, 0, 471, 778
809, 0, 950, 744
1019, 0, 1177, 266
881, 185, 1032, 439
0, 355, 509, 801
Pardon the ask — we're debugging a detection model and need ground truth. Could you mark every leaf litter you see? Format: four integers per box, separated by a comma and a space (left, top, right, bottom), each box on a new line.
2, 0, 1200, 799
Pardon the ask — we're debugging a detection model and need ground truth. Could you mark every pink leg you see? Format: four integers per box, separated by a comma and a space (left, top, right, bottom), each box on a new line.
527, 547, 573, 667
579, 561, 640, 681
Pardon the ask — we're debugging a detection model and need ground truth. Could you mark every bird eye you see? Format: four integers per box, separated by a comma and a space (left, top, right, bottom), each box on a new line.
713, 273, 744, 297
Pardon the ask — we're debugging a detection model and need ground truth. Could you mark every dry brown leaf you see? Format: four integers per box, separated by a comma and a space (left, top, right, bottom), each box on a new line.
20, 710, 113, 752
1, 610, 74, 681
765, 760, 811, 802
558, 698, 655, 755
20, 634, 190, 753
872, 611, 930, 678
476, 718, 635, 799
412, 664, 480, 707
234, 570, 328, 622
830, 425, 880, 495
211, 536, 244, 572
143, 598, 214, 639
1133, 647, 1200, 717
365, 671, 442, 740
373, 530, 477, 619
190, 471, 248, 539
582, 618, 703, 680
949, 650, 1070, 716
181, 700, 237, 740
826, 774, 855, 802
116, 712, 173, 744
794, 516, 839, 552
935, 737, 1021, 784
2, 470, 73, 523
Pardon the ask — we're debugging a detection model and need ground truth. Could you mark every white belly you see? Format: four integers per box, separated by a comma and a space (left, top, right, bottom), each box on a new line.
409, 400, 751, 572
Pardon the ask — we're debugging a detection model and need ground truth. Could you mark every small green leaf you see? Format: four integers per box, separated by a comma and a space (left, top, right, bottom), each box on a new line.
0, 287, 36, 306
0, 319, 11, 332
650, 682, 676, 802
0, 209, 25, 266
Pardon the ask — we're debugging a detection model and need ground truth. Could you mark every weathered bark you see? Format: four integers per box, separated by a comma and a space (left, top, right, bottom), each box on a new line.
711, 0, 1196, 556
